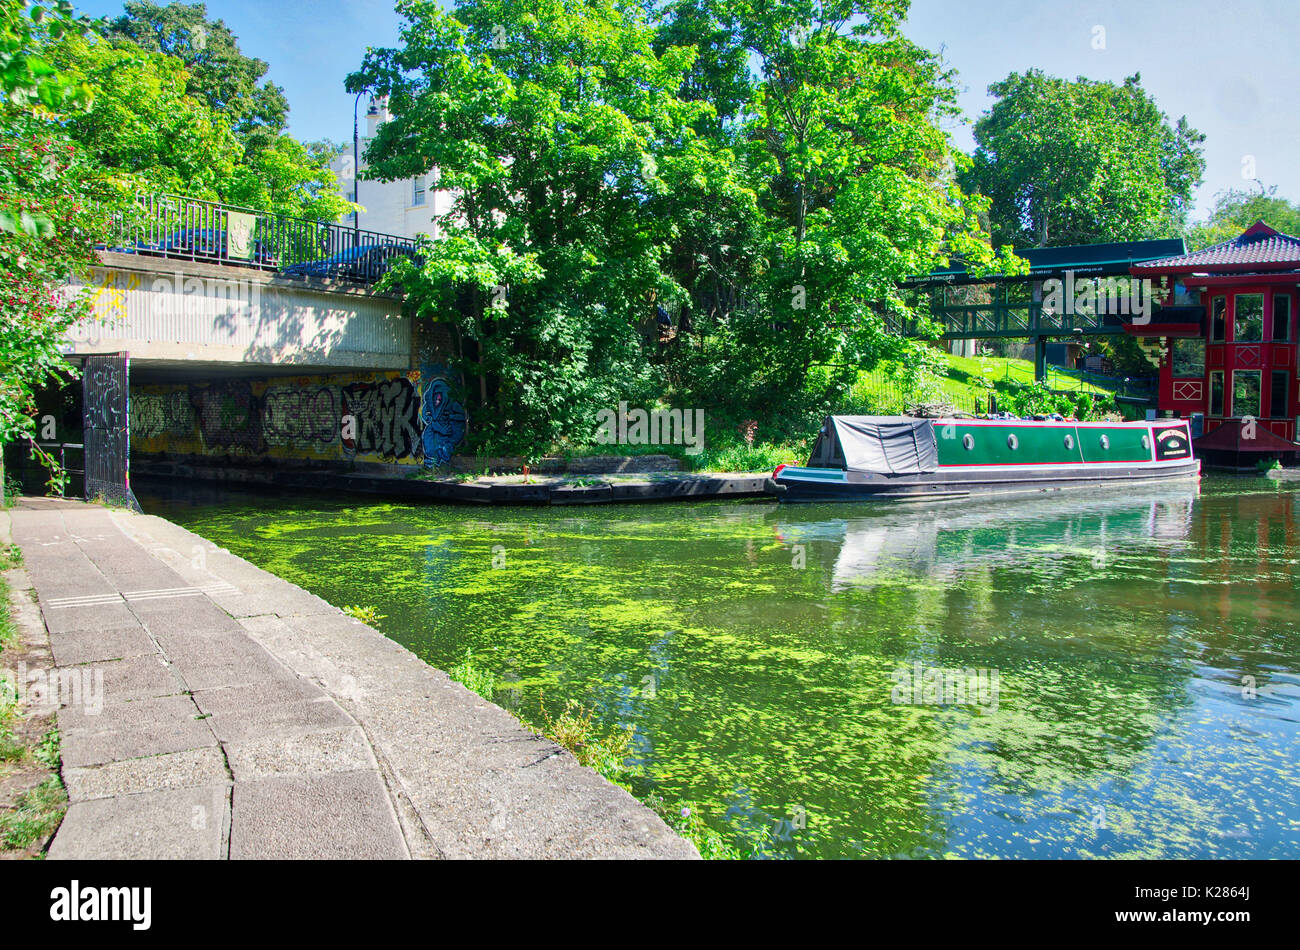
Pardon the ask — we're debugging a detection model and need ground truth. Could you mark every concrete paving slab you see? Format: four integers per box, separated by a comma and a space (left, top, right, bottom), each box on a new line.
64, 747, 230, 802
48, 623, 158, 666
49, 784, 230, 860
224, 727, 376, 781
229, 771, 407, 859
58, 694, 218, 768
43, 602, 141, 635
95, 654, 188, 705
205, 697, 355, 745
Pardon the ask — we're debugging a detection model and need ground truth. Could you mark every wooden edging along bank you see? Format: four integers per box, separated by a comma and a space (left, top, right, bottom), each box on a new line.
134, 461, 772, 505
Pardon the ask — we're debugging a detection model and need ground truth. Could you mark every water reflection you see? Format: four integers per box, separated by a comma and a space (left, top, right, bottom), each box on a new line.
138, 476, 1300, 858
772, 487, 1198, 590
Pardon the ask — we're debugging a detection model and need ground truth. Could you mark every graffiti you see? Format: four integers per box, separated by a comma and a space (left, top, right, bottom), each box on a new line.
130, 391, 195, 440
419, 370, 468, 467
342, 378, 421, 460
192, 380, 261, 453
82, 353, 133, 506
263, 385, 339, 449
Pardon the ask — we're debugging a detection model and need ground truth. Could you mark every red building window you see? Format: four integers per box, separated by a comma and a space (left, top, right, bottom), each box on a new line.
1273, 294, 1292, 342
1210, 296, 1226, 341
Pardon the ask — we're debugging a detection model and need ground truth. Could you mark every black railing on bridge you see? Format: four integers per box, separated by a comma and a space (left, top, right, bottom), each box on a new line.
100, 194, 420, 286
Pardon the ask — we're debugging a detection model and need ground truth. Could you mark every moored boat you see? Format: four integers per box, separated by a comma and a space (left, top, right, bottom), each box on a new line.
768, 415, 1199, 502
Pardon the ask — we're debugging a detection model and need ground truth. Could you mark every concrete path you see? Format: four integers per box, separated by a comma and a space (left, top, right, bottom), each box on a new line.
4, 498, 696, 859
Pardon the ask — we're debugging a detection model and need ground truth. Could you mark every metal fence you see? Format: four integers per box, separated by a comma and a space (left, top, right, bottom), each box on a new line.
101, 194, 420, 285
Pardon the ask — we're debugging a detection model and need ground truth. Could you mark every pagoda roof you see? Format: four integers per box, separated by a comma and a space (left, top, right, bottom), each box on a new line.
1132, 222, 1300, 275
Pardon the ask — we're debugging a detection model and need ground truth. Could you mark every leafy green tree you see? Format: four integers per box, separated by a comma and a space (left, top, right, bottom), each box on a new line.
47, 30, 352, 220
654, 0, 1017, 429
962, 70, 1205, 248
351, 0, 733, 453
1, 1, 118, 456
48, 32, 239, 198
351, 0, 1010, 453
104, 0, 288, 152
1186, 186, 1300, 249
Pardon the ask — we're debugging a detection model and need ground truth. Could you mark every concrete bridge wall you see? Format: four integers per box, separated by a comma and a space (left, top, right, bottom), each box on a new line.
63, 253, 412, 372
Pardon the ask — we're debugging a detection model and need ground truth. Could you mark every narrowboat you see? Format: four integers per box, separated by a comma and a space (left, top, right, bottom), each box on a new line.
767, 416, 1200, 502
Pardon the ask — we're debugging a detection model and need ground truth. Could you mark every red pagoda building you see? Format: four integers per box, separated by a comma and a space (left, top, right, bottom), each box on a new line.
1128, 221, 1300, 465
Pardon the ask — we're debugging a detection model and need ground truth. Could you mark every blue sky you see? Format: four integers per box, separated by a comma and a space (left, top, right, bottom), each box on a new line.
72, 0, 1300, 222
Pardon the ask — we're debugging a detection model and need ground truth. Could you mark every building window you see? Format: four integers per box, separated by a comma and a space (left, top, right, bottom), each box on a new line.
1170, 338, 1205, 378
1272, 294, 1292, 342
1271, 370, 1290, 419
1210, 296, 1226, 341
1234, 293, 1264, 342
1209, 370, 1225, 416
1233, 370, 1261, 418
412, 176, 426, 207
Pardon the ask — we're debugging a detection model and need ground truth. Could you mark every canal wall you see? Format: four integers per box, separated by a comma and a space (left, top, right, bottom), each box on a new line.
130, 364, 469, 468
6, 497, 698, 859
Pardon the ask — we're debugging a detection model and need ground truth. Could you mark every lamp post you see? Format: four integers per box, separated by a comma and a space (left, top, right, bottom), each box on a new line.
352, 90, 363, 249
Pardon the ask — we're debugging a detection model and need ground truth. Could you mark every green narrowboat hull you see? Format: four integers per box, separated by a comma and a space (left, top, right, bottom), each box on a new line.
769, 418, 1200, 502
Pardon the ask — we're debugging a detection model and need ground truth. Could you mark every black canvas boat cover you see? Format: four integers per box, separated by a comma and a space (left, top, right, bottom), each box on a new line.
812, 416, 939, 475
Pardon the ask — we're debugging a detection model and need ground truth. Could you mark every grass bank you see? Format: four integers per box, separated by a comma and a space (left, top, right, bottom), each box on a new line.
0, 542, 67, 858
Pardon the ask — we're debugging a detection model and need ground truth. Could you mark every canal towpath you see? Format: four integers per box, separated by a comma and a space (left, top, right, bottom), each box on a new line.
2, 497, 697, 859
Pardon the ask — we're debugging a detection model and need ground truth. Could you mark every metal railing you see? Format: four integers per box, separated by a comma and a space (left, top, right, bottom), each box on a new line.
100, 194, 420, 286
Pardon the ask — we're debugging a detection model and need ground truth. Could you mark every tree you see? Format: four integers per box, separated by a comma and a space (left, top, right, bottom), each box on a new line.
962, 70, 1205, 248
656, 0, 1017, 427
104, 1, 288, 153
350, 0, 1010, 453
1186, 186, 1300, 250
350, 0, 725, 454
1, 1, 119, 469
47, 29, 353, 220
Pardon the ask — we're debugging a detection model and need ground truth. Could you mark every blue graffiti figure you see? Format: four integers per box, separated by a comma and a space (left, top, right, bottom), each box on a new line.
420, 377, 467, 467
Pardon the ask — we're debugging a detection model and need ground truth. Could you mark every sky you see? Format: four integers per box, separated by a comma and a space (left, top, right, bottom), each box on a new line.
71, 0, 1300, 222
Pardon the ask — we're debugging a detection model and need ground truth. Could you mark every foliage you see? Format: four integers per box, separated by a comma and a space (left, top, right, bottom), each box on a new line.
0, 2, 117, 448
48, 28, 353, 221
0, 775, 66, 851
352, 0, 1012, 456
448, 648, 496, 700
538, 692, 636, 783
341, 603, 386, 626
104, 1, 289, 150
1186, 186, 1300, 250
644, 795, 752, 859
962, 70, 1205, 248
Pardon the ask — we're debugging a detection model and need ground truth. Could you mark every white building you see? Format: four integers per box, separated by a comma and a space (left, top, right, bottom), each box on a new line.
330, 99, 451, 240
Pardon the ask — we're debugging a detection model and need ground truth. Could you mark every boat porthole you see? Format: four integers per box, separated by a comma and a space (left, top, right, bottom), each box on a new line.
1100, 435, 1110, 450
1007, 433, 1019, 450
963, 434, 975, 450
1064, 434, 1075, 450
1142, 434, 1151, 449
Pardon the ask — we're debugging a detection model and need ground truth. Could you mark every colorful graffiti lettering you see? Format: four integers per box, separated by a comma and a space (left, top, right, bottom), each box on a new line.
341, 378, 421, 461
192, 380, 261, 453
130, 391, 194, 440
263, 385, 339, 449
420, 372, 467, 467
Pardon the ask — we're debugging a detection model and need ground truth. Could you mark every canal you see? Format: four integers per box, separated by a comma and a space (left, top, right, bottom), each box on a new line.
139, 476, 1300, 859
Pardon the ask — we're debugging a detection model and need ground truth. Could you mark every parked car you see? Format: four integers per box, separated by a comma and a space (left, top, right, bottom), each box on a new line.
101, 228, 276, 266
278, 243, 421, 283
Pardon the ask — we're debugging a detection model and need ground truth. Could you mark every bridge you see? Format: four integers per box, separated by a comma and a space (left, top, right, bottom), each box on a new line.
893, 238, 1188, 380
27, 195, 468, 506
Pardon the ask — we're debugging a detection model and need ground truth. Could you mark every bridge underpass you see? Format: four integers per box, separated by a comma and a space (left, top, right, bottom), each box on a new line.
13, 233, 468, 504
